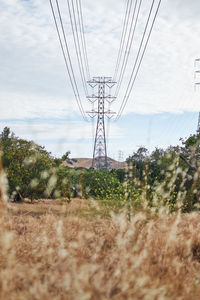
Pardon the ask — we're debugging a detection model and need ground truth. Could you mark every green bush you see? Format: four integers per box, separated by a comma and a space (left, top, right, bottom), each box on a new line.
0, 127, 72, 201
83, 169, 124, 204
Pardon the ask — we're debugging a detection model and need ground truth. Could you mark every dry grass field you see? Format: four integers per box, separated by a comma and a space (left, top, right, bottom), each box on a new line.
0, 196, 200, 300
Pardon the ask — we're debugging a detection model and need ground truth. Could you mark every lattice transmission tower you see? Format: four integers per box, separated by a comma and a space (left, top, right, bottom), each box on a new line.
87, 77, 116, 169
194, 58, 200, 132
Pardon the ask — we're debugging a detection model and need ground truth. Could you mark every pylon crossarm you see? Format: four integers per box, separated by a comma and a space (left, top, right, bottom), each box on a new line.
106, 83, 117, 88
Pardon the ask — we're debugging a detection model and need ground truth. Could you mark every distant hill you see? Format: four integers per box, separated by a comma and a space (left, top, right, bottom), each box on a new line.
63, 157, 127, 170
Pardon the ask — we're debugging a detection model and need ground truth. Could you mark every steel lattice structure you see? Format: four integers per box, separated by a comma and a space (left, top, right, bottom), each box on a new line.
197, 113, 200, 133
195, 59, 200, 132
87, 77, 116, 169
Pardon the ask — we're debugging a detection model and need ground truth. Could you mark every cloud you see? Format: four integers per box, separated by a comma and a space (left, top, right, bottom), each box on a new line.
0, 91, 78, 120
0, 116, 123, 157
111, 0, 200, 116
2, 0, 200, 118
1, 0, 200, 156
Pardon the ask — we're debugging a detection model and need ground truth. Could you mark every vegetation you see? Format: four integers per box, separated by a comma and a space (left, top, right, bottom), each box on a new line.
83, 169, 124, 203
1, 127, 200, 213
1, 199, 200, 299
1, 127, 200, 298
0, 127, 72, 201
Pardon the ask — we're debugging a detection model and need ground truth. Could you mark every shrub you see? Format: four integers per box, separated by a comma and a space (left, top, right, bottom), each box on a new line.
83, 169, 124, 206
0, 127, 72, 200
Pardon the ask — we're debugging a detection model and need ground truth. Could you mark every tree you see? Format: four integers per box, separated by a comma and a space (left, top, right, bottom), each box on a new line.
54, 151, 71, 167
126, 147, 149, 181
178, 133, 200, 211
0, 128, 54, 200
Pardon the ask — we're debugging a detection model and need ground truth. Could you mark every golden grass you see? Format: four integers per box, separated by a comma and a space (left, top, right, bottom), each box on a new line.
7, 198, 110, 219
1, 197, 200, 299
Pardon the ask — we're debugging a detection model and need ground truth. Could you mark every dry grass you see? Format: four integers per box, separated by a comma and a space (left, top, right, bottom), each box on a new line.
7, 198, 110, 219
0, 197, 200, 299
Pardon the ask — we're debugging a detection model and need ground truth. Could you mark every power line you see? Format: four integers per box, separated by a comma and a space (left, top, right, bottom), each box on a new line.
113, 0, 133, 81
50, 0, 162, 147
194, 58, 200, 132
106, 101, 111, 158
70, 0, 89, 94
56, 0, 88, 117
114, 0, 142, 98
116, 0, 161, 120
117, 0, 155, 106
77, 0, 91, 80
67, 0, 88, 96
49, 0, 87, 120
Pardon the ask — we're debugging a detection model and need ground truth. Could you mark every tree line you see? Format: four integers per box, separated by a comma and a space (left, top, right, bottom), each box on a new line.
0, 127, 200, 212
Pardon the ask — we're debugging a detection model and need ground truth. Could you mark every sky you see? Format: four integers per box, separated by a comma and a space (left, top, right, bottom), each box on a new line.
1, 0, 200, 160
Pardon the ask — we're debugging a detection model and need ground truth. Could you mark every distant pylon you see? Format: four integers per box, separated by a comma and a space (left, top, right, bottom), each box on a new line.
198, 113, 200, 133
194, 58, 200, 132
118, 150, 124, 161
87, 77, 116, 169
118, 150, 124, 168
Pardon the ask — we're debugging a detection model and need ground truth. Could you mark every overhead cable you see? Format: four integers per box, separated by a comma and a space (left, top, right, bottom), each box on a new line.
116, 0, 161, 120
114, 0, 142, 98
77, 0, 91, 80
113, 0, 133, 81
49, 0, 87, 120
67, 0, 88, 96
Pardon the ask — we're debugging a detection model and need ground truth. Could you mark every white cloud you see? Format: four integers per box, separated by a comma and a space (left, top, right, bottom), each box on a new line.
0, 117, 123, 157
112, 0, 200, 115
1, 0, 200, 156
0, 91, 78, 120
2, 0, 200, 117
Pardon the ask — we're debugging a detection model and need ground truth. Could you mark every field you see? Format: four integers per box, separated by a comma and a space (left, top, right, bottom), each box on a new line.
1, 198, 200, 300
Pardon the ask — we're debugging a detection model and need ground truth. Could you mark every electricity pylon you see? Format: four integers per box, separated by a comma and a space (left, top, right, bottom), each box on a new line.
194, 58, 200, 132
117, 150, 124, 169
197, 112, 200, 133
87, 77, 116, 169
